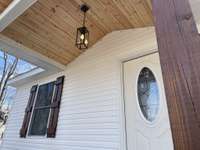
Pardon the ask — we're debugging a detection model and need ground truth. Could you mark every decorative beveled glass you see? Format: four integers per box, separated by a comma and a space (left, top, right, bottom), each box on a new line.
137, 67, 160, 122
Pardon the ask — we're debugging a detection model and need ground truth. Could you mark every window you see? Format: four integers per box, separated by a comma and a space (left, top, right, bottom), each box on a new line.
137, 67, 160, 122
28, 82, 54, 136
20, 76, 64, 138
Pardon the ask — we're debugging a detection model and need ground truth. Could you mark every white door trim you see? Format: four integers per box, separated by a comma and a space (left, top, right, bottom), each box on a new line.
122, 51, 171, 149
119, 50, 158, 150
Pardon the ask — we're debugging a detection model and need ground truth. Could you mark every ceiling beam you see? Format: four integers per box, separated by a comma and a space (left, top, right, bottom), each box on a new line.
0, 0, 37, 32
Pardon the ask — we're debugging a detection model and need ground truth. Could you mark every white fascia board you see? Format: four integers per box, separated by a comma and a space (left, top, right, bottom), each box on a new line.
0, 0, 37, 32
8, 67, 64, 87
8, 67, 44, 87
8, 67, 65, 87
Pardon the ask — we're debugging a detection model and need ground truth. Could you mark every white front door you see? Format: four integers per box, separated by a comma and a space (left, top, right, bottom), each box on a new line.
123, 53, 174, 150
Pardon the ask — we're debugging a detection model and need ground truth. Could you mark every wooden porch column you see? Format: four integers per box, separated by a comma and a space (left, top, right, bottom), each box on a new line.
152, 0, 200, 149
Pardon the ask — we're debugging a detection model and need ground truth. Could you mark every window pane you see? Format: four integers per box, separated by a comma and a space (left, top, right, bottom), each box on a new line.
29, 108, 50, 136
29, 82, 54, 136
137, 67, 160, 122
35, 82, 54, 107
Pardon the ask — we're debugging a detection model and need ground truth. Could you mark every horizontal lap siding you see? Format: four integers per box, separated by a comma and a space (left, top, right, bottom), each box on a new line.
1, 27, 157, 150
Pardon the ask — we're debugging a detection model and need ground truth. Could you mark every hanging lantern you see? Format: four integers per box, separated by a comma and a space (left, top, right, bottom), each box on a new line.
75, 4, 90, 50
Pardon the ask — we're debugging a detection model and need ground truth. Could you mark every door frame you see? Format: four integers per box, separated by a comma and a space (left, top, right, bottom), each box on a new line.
120, 50, 159, 150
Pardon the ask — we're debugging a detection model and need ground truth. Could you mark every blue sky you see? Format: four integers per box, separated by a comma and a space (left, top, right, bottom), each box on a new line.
0, 51, 36, 76
0, 50, 37, 109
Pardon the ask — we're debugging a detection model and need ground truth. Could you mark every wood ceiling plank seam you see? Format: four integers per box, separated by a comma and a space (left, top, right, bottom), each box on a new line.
78, 0, 120, 31
146, 0, 152, 10
70, 0, 109, 34
21, 8, 81, 57
16, 18, 78, 60
57, 0, 107, 47
136, 1, 153, 26
43, 0, 106, 47
7, 20, 74, 63
116, 0, 144, 27
30, 5, 82, 55
57, 4, 107, 40
26, 12, 79, 55
142, 0, 153, 16
125, 0, 147, 26
2, 0, 154, 65
108, 1, 134, 28
35, 2, 77, 39
60, 0, 108, 36
112, 0, 144, 27
37, 1, 79, 37
97, 0, 131, 29
130, 0, 152, 26
2, 0, 102, 64
90, 0, 125, 30
80, 11, 109, 35
86, 10, 111, 33
97, 0, 132, 29
63, 54, 86, 65
3, 26, 69, 65
141, 5, 154, 27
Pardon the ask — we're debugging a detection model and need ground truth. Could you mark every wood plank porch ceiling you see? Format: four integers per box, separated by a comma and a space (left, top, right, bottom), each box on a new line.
0, 0, 12, 13
1, 0, 153, 65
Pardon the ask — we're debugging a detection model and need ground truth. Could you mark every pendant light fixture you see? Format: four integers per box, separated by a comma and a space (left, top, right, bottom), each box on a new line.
75, 4, 90, 50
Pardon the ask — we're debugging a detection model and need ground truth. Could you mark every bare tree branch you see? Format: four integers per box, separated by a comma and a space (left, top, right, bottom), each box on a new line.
0, 52, 8, 94
0, 52, 18, 108
0, 51, 18, 138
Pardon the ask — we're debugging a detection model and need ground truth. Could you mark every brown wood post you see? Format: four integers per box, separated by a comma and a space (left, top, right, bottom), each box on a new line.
152, 0, 200, 149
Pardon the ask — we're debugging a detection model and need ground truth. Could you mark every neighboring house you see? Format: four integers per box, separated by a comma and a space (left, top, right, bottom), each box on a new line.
0, 0, 199, 150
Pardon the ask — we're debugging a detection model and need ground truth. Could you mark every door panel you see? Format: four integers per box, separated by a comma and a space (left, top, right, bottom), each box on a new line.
123, 53, 173, 150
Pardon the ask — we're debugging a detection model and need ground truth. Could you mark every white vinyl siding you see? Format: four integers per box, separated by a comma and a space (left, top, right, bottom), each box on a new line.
1, 27, 157, 150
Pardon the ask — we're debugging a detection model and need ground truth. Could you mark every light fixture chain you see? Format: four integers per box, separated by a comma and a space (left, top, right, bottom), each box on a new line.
83, 11, 86, 27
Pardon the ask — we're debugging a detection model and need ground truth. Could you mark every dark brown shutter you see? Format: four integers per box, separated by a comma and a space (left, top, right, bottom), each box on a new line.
47, 76, 65, 138
20, 85, 38, 137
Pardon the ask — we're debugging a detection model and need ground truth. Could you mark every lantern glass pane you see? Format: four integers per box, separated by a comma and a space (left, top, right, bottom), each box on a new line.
76, 27, 89, 50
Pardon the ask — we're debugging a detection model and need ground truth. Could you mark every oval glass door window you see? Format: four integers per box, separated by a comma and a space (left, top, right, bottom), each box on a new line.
137, 67, 160, 122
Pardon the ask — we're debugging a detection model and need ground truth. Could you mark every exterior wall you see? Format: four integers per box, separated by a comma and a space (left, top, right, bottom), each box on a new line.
1, 27, 157, 150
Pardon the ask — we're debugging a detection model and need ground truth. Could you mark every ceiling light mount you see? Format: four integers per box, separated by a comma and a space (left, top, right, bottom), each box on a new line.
80, 4, 89, 13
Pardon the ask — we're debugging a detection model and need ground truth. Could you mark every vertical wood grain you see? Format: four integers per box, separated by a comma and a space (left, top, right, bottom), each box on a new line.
152, 0, 200, 149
